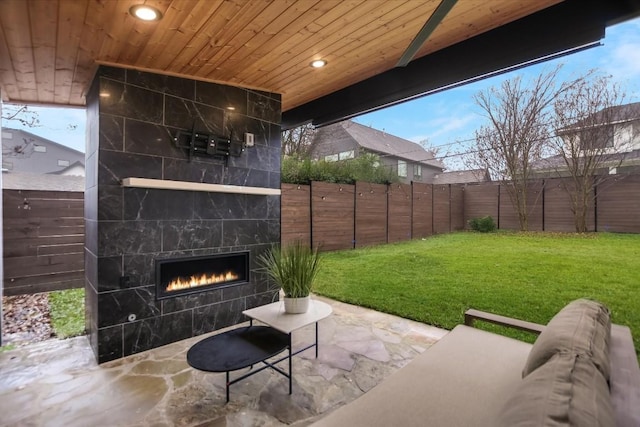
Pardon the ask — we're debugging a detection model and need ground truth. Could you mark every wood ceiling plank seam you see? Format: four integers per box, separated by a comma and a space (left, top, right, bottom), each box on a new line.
97, 0, 141, 63
73, 0, 120, 105
0, 20, 20, 102
250, 7, 412, 92
118, 19, 165, 65
82, 0, 119, 61
178, 0, 274, 75
251, 0, 425, 89
78, 2, 103, 54
258, 0, 432, 98
134, 0, 217, 69
144, 0, 228, 70
55, 0, 88, 104
70, 48, 97, 106
0, 0, 38, 101
116, 0, 176, 65
413, 3, 486, 56
170, 0, 252, 75
317, 1, 441, 61
0, 0, 21, 102
208, 0, 327, 80
413, 0, 564, 59
95, 0, 138, 62
250, 0, 405, 84
28, 0, 58, 103
215, 0, 344, 83
183, 0, 295, 78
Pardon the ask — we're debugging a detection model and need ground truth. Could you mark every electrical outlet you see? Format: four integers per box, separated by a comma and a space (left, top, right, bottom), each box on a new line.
244, 133, 255, 147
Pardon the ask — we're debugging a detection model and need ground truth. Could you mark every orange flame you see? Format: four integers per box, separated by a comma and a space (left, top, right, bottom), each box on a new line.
165, 271, 239, 291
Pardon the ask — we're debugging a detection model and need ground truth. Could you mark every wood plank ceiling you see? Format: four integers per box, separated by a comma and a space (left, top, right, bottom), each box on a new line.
0, 0, 564, 112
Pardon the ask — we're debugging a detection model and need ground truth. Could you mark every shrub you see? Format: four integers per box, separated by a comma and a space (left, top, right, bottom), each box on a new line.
281, 153, 398, 185
468, 216, 497, 232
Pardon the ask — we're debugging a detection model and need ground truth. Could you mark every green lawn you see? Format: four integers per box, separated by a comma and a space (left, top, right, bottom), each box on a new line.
313, 232, 640, 356
49, 288, 85, 339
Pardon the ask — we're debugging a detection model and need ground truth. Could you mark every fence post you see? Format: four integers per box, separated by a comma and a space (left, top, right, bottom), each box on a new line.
497, 183, 501, 230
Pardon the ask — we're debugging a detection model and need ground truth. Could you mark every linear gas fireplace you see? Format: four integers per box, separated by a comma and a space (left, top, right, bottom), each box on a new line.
155, 252, 250, 300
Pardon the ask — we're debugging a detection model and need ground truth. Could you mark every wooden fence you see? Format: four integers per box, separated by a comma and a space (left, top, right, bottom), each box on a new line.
282, 175, 640, 250
282, 182, 466, 250
3, 189, 84, 296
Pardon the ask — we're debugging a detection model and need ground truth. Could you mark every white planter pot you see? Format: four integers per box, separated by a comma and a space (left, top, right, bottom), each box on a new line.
284, 296, 310, 314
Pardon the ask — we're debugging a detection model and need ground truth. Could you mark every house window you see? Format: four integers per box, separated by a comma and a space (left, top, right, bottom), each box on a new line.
58, 159, 70, 167
2, 161, 13, 170
580, 126, 614, 150
34, 145, 47, 153
325, 150, 354, 162
398, 160, 407, 177
339, 150, 354, 160
413, 164, 422, 178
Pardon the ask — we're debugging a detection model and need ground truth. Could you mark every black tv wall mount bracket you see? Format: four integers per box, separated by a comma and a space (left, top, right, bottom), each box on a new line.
174, 124, 246, 165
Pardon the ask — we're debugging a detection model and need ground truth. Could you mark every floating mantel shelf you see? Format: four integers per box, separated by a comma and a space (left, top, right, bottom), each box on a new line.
121, 178, 281, 196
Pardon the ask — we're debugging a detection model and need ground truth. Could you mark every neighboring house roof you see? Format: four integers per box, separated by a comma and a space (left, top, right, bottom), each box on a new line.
3, 127, 84, 157
48, 160, 86, 176
2, 171, 85, 191
532, 149, 640, 171
557, 102, 640, 134
318, 120, 444, 168
432, 169, 491, 184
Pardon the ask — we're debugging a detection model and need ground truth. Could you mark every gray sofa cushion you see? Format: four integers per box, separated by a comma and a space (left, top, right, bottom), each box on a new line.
498, 352, 615, 426
522, 299, 611, 380
310, 325, 532, 427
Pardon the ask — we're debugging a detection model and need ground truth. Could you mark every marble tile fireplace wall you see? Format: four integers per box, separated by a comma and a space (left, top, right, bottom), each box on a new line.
85, 66, 281, 363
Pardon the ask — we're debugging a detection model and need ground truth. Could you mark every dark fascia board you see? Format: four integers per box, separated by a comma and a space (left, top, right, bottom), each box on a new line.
282, 0, 640, 130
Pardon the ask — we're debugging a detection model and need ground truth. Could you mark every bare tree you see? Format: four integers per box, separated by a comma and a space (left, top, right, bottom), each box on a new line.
1, 104, 40, 127
466, 67, 563, 231
418, 138, 454, 171
281, 123, 316, 158
550, 73, 637, 232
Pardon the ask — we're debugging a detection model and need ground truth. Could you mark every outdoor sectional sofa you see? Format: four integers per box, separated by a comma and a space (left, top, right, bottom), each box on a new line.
311, 299, 640, 427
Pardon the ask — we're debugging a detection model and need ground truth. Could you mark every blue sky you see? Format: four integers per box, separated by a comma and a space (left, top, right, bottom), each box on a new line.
2, 17, 639, 164
2, 105, 86, 153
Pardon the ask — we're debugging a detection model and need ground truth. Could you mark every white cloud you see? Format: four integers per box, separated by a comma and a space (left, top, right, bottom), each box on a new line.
601, 18, 640, 87
426, 113, 478, 140
605, 42, 640, 82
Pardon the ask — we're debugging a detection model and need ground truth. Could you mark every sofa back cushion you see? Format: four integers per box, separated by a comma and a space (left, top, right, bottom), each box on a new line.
498, 352, 615, 426
522, 299, 611, 380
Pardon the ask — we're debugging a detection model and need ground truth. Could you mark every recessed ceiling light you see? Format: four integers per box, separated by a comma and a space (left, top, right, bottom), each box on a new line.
227, 106, 236, 111
129, 5, 163, 21
310, 59, 327, 68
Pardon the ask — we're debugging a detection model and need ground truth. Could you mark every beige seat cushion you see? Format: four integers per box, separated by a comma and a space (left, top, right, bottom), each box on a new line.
498, 352, 615, 426
523, 299, 611, 380
311, 325, 532, 427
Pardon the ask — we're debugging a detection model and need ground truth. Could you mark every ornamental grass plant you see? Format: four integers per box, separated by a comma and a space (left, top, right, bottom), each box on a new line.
257, 242, 322, 298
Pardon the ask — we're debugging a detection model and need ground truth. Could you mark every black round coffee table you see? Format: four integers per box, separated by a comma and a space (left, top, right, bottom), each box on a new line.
187, 326, 289, 401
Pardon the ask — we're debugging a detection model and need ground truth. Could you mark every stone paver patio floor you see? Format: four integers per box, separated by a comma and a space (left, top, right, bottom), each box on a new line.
0, 296, 447, 427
